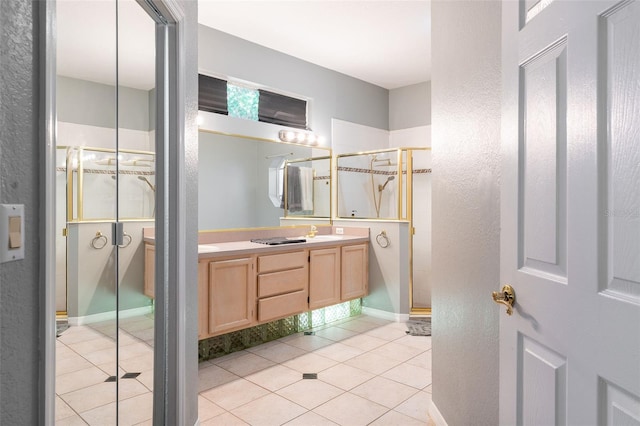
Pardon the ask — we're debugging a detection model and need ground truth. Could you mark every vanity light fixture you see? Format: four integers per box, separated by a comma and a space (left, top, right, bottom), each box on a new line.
278, 129, 320, 146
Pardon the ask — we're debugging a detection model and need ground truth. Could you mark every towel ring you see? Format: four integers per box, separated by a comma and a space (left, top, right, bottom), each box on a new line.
91, 231, 108, 250
376, 230, 390, 248
118, 232, 132, 249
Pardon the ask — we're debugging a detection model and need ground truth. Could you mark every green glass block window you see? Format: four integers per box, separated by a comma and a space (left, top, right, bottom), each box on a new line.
227, 83, 259, 120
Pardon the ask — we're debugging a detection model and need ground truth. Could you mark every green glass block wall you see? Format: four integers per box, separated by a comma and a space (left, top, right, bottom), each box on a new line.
198, 301, 362, 362
227, 83, 259, 120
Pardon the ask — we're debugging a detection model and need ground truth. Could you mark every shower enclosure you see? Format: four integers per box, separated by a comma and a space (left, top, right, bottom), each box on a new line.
56, 146, 156, 318
336, 148, 432, 313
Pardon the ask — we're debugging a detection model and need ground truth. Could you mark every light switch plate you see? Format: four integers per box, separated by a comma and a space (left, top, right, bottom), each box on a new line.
0, 204, 25, 263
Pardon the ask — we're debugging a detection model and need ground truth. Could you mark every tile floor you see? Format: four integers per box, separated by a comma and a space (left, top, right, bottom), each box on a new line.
56, 314, 433, 425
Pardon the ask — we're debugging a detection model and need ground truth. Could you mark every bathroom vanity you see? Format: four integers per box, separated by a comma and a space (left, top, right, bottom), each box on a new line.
143, 226, 369, 340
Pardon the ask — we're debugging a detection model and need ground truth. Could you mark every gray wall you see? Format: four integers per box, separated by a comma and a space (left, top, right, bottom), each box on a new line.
198, 26, 389, 140
0, 1, 41, 423
57, 75, 153, 131
431, 1, 501, 425
389, 81, 431, 130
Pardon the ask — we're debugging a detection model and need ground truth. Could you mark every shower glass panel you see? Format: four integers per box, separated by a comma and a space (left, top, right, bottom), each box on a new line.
409, 149, 432, 312
336, 148, 432, 314
336, 148, 423, 220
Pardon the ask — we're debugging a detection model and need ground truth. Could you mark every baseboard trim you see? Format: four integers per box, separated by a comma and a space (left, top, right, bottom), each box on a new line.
68, 305, 153, 326
362, 306, 410, 323
429, 400, 448, 426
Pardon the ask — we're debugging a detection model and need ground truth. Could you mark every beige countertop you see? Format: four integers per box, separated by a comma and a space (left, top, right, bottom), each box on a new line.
197, 234, 369, 259
143, 225, 370, 260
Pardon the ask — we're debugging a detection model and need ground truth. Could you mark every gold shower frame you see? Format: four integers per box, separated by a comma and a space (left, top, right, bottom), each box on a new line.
335, 147, 432, 315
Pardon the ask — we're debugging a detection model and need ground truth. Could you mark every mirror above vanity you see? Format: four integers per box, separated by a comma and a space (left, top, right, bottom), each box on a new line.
198, 112, 332, 231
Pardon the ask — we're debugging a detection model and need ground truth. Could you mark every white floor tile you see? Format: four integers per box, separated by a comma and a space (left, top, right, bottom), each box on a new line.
313, 341, 364, 362
282, 334, 334, 351
215, 352, 276, 377
56, 366, 109, 395
231, 393, 307, 426
277, 378, 344, 409
313, 392, 388, 426
282, 352, 337, 374
200, 378, 269, 411
350, 376, 419, 409
368, 341, 425, 363
313, 326, 359, 342
394, 390, 432, 422
283, 411, 339, 425
198, 364, 240, 392
198, 395, 226, 422
318, 364, 375, 391
343, 351, 403, 375
246, 341, 307, 363
245, 364, 302, 392
369, 409, 428, 426
382, 362, 432, 389
200, 411, 249, 426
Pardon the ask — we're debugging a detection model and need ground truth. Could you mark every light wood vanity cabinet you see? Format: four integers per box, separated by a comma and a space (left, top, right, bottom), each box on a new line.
145, 237, 369, 340
257, 251, 308, 322
341, 244, 369, 300
143, 243, 155, 298
207, 257, 256, 335
309, 247, 341, 309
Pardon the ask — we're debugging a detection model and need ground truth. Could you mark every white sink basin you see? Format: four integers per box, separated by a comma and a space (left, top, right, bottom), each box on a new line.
306, 235, 344, 241
198, 244, 221, 253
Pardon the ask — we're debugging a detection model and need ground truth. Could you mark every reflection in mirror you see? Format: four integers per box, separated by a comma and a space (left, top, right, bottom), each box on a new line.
284, 157, 331, 218
55, 0, 156, 424
55, 0, 118, 424
117, 0, 156, 423
198, 131, 331, 230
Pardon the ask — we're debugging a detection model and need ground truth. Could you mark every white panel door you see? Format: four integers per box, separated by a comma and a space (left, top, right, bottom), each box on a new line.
501, 1, 640, 424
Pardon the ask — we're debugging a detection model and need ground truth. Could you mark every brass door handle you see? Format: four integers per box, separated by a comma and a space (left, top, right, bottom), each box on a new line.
492, 284, 516, 315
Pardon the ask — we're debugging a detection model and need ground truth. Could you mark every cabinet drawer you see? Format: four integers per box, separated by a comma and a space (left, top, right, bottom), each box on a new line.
258, 290, 308, 322
258, 250, 307, 273
258, 267, 307, 298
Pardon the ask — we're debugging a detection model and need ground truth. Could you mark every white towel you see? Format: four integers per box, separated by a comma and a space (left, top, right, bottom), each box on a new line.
299, 167, 314, 212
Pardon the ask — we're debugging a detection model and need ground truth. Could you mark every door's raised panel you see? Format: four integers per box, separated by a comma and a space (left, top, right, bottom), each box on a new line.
208, 257, 255, 335
599, 378, 640, 426
258, 267, 307, 298
602, 1, 640, 302
518, 335, 567, 426
519, 39, 567, 281
258, 250, 307, 274
258, 290, 307, 322
309, 247, 341, 309
522, 0, 556, 26
341, 244, 368, 301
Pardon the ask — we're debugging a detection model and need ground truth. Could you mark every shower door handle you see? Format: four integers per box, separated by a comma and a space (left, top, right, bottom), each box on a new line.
492, 285, 516, 315
112, 222, 124, 246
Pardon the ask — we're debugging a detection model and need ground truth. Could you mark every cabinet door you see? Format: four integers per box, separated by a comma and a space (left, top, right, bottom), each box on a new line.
208, 257, 256, 335
197, 260, 209, 340
143, 243, 155, 298
309, 247, 341, 309
341, 244, 368, 301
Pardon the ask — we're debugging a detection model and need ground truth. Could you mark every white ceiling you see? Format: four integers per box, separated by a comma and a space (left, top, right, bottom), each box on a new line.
198, 1, 431, 90
56, 0, 431, 91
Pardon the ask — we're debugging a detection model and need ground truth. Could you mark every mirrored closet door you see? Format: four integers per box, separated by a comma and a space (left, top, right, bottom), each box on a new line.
55, 1, 156, 423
